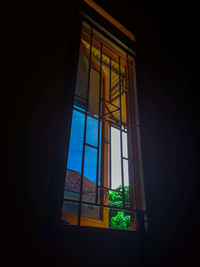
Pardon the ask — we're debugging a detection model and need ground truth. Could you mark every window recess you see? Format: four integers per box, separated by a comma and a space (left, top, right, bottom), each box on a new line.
61, 18, 146, 231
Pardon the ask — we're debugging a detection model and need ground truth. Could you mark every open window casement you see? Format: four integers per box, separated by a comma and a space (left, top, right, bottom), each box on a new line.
61, 10, 146, 231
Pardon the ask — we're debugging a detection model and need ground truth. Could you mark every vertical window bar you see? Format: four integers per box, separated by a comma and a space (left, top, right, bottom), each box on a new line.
109, 58, 111, 102
126, 53, 138, 228
109, 124, 112, 189
119, 56, 125, 209
78, 26, 93, 226
109, 57, 112, 189
95, 43, 102, 204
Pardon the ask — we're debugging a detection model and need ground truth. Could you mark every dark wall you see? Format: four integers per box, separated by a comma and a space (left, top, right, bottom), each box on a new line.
94, 2, 199, 265
3, 6, 79, 266
119, 2, 198, 264
4, 3, 199, 266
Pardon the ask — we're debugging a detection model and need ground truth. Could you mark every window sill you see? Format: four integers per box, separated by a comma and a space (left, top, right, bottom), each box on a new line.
42, 222, 146, 247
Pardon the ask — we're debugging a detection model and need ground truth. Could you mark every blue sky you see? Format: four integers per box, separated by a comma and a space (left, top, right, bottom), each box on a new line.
67, 106, 128, 188
67, 107, 101, 184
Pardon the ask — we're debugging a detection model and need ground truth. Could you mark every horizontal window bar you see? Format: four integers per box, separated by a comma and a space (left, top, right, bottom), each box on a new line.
81, 15, 137, 58
63, 198, 137, 213
81, 27, 131, 64
92, 54, 122, 76
85, 143, 98, 150
101, 98, 120, 110
110, 123, 127, 132
100, 107, 120, 119
74, 106, 86, 115
100, 116, 127, 129
122, 156, 130, 160
74, 94, 87, 102
98, 185, 123, 193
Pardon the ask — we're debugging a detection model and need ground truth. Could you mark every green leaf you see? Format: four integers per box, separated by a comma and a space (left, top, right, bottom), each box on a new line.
109, 185, 131, 230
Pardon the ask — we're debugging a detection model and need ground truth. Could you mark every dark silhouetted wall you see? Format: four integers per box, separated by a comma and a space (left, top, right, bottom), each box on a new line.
3, 2, 199, 266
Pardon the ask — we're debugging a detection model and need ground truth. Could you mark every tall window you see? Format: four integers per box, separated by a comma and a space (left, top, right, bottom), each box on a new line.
61, 18, 145, 231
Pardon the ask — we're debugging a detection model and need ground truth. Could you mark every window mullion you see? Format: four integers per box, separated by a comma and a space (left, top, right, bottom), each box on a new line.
126, 52, 138, 230
78, 26, 94, 226
109, 57, 112, 190
119, 56, 125, 209
95, 43, 102, 205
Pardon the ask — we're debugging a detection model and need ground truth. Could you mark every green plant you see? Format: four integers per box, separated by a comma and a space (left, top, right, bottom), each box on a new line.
109, 185, 131, 230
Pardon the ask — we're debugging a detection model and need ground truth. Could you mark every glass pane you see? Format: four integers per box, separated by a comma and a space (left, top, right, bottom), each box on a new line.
123, 159, 129, 187
81, 203, 101, 220
65, 109, 85, 199
93, 28, 127, 60
88, 68, 100, 115
80, 204, 134, 230
111, 126, 121, 189
111, 75, 120, 101
122, 131, 128, 158
121, 90, 127, 126
86, 116, 98, 147
83, 146, 97, 203
76, 40, 103, 116
61, 201, 78, 226
109, 207, 131, 231
111, 127, 129, 188
98, 122, 102, 186
75, 50, 89, 103
67, 109, 85, 173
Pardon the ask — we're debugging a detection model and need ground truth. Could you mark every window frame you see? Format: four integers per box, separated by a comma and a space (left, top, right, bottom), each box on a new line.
43, 1, 147, 242
62, 41, 109, 228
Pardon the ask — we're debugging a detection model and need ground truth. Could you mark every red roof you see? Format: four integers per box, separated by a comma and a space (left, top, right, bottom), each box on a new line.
65, 169, 96, 197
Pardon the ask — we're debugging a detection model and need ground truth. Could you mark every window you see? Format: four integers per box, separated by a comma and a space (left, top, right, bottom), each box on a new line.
61, 2, 146, 231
